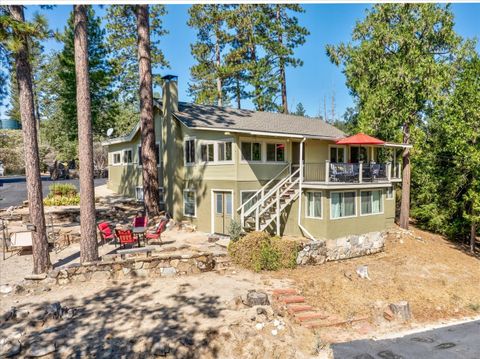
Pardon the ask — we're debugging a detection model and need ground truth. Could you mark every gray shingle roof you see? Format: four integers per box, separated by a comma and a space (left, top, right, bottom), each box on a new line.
174, 102, 345, 139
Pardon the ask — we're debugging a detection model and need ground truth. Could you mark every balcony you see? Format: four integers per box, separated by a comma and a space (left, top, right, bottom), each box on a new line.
301, 161, 401, 184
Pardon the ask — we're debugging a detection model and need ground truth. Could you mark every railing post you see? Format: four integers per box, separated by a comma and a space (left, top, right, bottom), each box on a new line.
276, 188, 280, 236
255, 207, 259, 231
325, 160, 330, 183
241, 207, 244, 228
386, 162, 392, 181
397, 163, 401, 179
359, 161, 363, 183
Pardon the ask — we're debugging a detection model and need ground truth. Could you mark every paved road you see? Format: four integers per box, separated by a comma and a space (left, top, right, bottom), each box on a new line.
332, 320, 480, 359
0, 177, 107, 209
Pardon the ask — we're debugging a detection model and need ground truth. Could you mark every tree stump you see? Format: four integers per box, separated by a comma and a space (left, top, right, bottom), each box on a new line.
389, 301, 411, 322
245, 290, 270, 307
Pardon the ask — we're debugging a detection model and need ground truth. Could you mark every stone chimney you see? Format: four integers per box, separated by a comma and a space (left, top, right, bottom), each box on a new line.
161, 74, 178, 114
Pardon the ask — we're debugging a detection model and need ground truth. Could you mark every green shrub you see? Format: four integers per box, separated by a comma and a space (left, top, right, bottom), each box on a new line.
228, 219, 243, 242
228, 231, 299, 272
44, 183, 80, 206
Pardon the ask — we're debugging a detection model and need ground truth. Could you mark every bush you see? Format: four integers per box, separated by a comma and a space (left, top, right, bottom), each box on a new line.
228, 231, 299, 272
43, 183, 80, 206
228, 219, 243, 242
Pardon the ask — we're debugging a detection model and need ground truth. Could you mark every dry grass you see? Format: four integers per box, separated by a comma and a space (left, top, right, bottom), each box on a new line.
274, 226, 480, 323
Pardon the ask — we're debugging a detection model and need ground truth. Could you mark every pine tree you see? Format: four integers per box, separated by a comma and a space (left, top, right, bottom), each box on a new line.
188, 4, 231, 107
293, 102, 306, 116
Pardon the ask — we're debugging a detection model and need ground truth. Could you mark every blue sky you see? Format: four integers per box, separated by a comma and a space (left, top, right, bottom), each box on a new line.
2, 3, 479, 120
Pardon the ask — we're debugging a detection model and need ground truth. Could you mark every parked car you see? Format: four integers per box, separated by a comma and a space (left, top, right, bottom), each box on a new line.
0, 161, 4, 176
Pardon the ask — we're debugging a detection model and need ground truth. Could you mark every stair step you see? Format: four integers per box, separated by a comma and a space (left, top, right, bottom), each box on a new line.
295, 312, 329, 322
287, 305, 313, 314
280, 296, 305, 304
272, 288, 298, 297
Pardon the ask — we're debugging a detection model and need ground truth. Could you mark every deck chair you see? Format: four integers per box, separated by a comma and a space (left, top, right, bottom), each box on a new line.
97, 222, 115, 245
145, 219, 167, 243
115, 229, 138, 248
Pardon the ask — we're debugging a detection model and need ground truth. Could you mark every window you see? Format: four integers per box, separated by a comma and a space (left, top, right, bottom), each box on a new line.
112, 152, 121, 165
225, 192, 232, 215
215, 193, 223, 215
350, 146, 368, 163
241, 191, 258, 212
386, 187, 394, 200
135, 187, 164, 204
241, 142, 261, 161
331, 191, 356, 219
218, 141, 232, 161
330, 146, 345, 163
361, 190, 383, 215
201, 143, 214, 162
138, 144, 160, 166
184, 139, 195, 164
306, 191, 322, 218
123, 149, 133, 164
266, 143, 285, 162
183, 190, 196, 217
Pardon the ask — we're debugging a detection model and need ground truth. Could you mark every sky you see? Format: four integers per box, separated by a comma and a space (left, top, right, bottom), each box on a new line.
2, 3, 480, 121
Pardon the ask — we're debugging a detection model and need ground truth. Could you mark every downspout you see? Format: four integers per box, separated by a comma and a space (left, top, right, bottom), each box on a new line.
297, 137, 316, 240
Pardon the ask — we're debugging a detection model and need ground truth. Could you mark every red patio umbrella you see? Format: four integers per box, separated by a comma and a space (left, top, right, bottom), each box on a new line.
335, 133, 385, 145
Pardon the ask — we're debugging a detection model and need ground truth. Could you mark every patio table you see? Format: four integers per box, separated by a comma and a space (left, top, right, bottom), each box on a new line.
132, 226, 147, 246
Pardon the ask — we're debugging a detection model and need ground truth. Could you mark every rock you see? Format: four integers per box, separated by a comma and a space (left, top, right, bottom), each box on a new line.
356, 265, 371, 280
0, 338, 21, 357
161, 267, 177, 277
24, 273, 47, 281
245, 291, 269, 307
2, 307, 17, 322
389, 301, 411, 322
383, 307, 395, 321
151, 342, 170, 356
255, 323, 264, 330
271, 329, 278, 336
256, 307, 268, 316
0, 285, 13, 294
25, 342, 56, 357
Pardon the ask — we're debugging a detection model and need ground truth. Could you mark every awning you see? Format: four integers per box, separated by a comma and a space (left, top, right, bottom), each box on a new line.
336, 133, 385, 145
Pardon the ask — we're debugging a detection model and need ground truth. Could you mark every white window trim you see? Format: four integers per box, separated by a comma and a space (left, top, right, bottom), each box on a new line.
240, 190, 258, 205
305, 191, 323, 219
210, 189, 234, 234
240, 140, 263, 163
111, 151, 123, 166
328, 144, 347, 163
330, 190, 357, 220
359, 189, 384, 216
265, 141, 287, 163
183, 189, 197, 218
123, 149, 133, 165
137, 141, 161, 168
184, 137, 196, 167
216, 139, 234, 164
386, 187, 394, 200
135, 186, 165, 203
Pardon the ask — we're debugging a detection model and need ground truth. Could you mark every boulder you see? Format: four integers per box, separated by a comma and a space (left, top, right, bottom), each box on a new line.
245, 290, 269, 307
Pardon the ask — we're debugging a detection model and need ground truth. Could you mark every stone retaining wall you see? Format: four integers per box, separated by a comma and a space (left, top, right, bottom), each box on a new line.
296, 231, 386, 265
26, 252, 228, 286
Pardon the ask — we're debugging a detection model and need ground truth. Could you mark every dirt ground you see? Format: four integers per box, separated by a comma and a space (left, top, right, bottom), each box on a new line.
274, 226, 480, 340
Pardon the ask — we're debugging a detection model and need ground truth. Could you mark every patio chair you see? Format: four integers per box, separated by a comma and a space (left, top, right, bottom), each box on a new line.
132, 214, 148, 228
115, 229, 138, 248
145, 219, 168, 243
97, 222, 115, 245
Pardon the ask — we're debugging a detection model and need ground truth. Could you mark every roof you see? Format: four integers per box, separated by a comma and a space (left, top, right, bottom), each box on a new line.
173, 102, 345, 140
336, 133, 385, 145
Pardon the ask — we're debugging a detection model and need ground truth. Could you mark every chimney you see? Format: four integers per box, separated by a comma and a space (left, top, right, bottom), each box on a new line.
161, 74, 178, 114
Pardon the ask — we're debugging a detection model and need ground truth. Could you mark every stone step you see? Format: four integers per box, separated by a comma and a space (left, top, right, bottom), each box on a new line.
280, 296, 305, 304
272, 288, 297, 297
287, 305, 313, 314
295, 312, 329, 322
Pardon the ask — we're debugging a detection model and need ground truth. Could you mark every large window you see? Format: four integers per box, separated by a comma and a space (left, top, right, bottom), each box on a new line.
331, 191, 356, 219
350, 146, 368, 162
183, 190, 196, 217
201, 143, 215, 162
218, 141, 232, 162
241, 191, 258, 211
266, 143, 285, 162
184, 139, 195, 164
123, 149, 133, 164
330, 146, 345, 163
306, 191, 322, 218
241, 142, 262, 161
361, 190, 383, 215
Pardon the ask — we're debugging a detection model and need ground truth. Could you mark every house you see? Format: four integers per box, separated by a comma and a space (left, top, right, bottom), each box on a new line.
103, 75, 408, 241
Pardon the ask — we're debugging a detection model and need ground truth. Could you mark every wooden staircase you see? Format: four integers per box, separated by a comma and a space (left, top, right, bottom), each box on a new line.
239, 167, 300, 235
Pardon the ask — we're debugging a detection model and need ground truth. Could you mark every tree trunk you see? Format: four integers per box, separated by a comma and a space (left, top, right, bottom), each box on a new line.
215, 31, 222, 107
136, 5, 160, 217
235, 77, 241, 109
399, 122, 411, 229
471, 221, 476, 254
74, 5, 98, 262
277, 6, 288, 114
10, 5, 51, 274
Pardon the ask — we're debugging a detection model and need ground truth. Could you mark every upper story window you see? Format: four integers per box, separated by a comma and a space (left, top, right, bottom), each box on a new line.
330, 146, 345, 163
112, 152, 122, 165
184, 139, 195, 164
331, 191, 356, 219
201, 143, 215, 162
218, 141, 232, 161
138, 144, 160, 166
241, 141, 262, 161
123, 149, 133, 164
266, 143, 285, 162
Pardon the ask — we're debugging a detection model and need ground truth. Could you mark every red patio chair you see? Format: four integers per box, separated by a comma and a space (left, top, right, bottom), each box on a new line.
97, 222, 115, 245
132, 215, 148, 228
145, 220, 167, 243
115, 229, 138, 248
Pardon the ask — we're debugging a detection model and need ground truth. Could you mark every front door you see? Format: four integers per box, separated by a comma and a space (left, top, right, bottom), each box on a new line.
291, 142, 304, 174
213, 191, 233, 234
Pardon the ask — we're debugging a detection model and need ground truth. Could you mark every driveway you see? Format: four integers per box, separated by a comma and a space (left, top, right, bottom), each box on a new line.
332, 319, 480, 358
0, 177, 107, 209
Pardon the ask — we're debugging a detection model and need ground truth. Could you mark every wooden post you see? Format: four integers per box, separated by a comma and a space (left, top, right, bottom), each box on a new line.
359, 161, 363, 183
325, 160, 330, 183
276, 188, 280, 236
255, 207, 259, 231
387, 162, 392, 181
